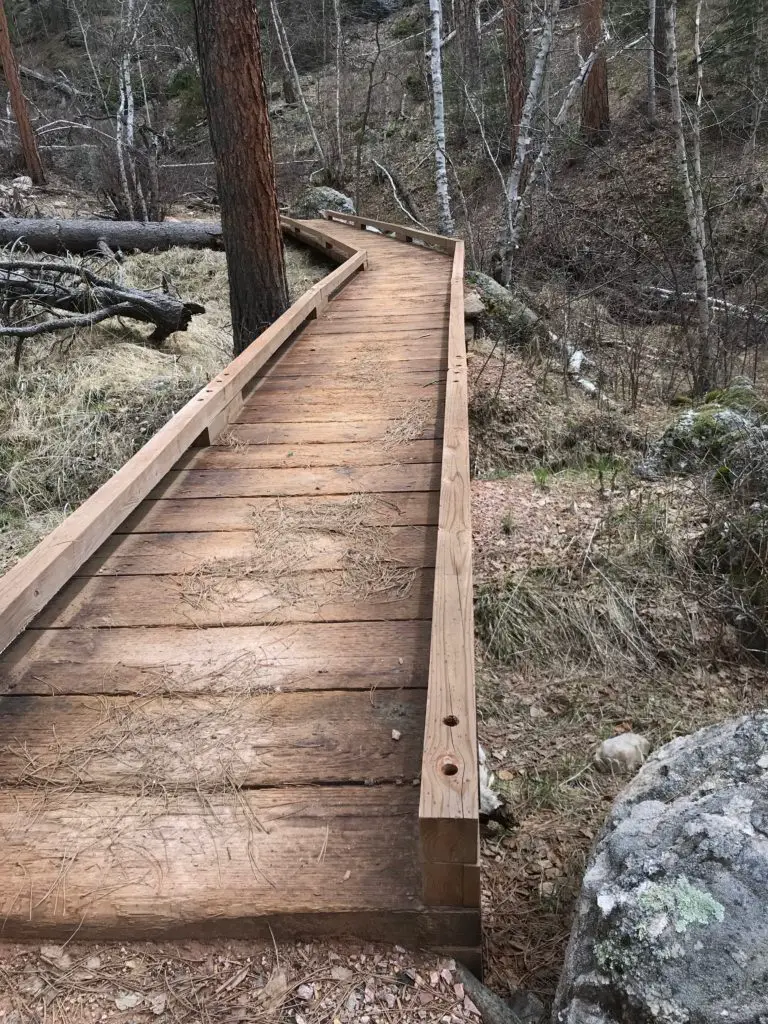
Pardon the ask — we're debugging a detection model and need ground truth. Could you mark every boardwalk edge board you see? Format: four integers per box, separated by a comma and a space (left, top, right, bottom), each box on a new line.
0, 224, 367, 655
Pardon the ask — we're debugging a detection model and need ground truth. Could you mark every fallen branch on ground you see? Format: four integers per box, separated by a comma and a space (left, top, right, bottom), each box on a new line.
0, 218, 223, 254
643, 285, 768, 324
0, 258, 205, 357
371, 159, 426, 228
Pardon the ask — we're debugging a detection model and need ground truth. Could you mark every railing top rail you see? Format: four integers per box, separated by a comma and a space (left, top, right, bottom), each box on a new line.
320, 210, 457, 256
417, 238, 479, 907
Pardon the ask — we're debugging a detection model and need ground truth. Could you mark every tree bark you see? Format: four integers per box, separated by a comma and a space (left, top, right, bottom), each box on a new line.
647, 0, 657, 123
0, 0, 45, 185
428, 0, 455, 235
0, 218, 223, 254
194, 0, 288, 355
503, 0, 526, 155
580, 0, 609, 141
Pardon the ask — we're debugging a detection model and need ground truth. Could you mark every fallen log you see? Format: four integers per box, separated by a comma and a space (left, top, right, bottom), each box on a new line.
0, 218, 223, 254
0, 259, 205, 352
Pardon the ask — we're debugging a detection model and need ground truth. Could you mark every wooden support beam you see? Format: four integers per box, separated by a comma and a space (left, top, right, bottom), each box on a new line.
418, 240, 479, 904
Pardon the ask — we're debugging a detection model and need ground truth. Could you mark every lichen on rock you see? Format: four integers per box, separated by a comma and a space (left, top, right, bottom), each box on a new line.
553, 712, 768, 1024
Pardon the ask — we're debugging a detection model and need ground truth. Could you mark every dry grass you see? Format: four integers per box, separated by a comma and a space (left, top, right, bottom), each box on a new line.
180, 495, 417, 615
382, 399, 432, 447
0, 241, 330, 574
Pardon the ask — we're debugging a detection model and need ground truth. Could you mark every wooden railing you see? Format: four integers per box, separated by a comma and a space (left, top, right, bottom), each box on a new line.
321, 210, 479, 908
0, 222, 367, 656
321, 210, 458, 254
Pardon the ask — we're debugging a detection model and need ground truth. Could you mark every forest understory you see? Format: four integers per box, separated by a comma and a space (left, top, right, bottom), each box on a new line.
1, 0, 768, 1016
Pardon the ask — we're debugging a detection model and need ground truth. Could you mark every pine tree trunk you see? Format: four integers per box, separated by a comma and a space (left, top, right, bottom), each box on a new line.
0, 0, 45, 185
503, 0, 526, 155
580, 0, 609, 141
193, 0, 288, 356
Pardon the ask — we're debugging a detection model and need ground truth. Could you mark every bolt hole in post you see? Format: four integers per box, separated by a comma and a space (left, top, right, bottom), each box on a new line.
443, 715, 459, 727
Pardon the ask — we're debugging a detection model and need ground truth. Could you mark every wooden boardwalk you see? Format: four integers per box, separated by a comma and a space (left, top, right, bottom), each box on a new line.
0, 215, 479, 966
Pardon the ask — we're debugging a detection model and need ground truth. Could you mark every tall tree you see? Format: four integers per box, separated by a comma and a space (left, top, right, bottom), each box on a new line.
503, 0, 526, 154
193, 0, 288, 355
580, 0, 609, 140
0, 0, 45, 184
428, 0, 455, 235
666, 0, 711, 393
647, 0, 657, 123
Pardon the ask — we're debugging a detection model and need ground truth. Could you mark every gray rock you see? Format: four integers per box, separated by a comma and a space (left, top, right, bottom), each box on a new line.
291, 186, 355, 219
636, 404, 757, 479
553, 712, 768, 1024
595, 733, 651, 772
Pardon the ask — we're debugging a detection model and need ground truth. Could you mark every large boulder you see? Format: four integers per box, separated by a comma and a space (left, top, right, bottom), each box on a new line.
291, 186, 355, 219
553, 713, 768, 1024
636, 378, 765, 480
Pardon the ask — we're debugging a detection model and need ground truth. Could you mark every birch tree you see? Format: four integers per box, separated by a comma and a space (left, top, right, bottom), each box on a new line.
0, 0, 45, 184
428, 0, 455, 236
499, 0, 560, 283
332, 0, 344, 183
193, 0, 288, 354
269, 0, 326, 167
665, 0, 712, 392
647, 0, 657, 123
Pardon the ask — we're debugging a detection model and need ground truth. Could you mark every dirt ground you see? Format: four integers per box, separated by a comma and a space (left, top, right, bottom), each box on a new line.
0, 940, 483, 1024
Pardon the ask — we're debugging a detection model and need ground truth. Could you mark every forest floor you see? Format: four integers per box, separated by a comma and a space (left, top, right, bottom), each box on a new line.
467, 337, 768, 1001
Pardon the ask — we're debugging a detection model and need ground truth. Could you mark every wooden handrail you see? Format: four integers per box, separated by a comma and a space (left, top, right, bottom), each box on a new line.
281, 216, 359, 263
418, 239, 480, 908
0, 232, 368, 656
321, 210, 458, 255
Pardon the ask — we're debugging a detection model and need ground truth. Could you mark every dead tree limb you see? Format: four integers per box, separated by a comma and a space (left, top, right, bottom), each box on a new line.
0, 218, 223, 254
0, 259, 205, 346
372, 159, 426, 228
19, 66, 82, 99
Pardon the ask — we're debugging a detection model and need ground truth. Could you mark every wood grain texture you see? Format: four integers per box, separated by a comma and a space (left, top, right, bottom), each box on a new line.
176, 440, 442, 470
0, 690, 425, 788
12, 568, 435, 630
2, 621, 431, 693
0, 785, 476, 942
150, 464, 442, 499
119, 492, 440, 532
219, 420, 443, 444
234, 397, 443, 424
418, 241, 480, 886
77, 526, 437, 576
